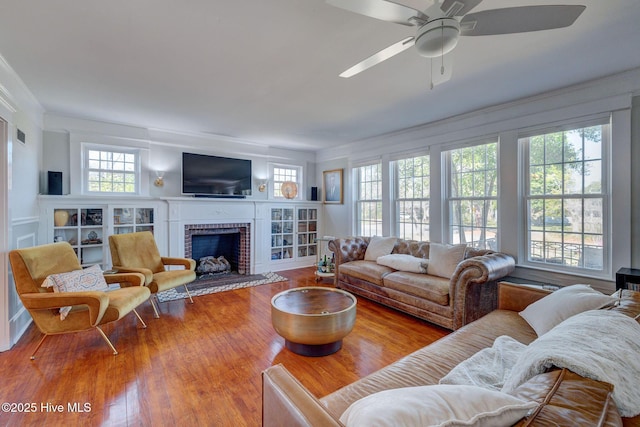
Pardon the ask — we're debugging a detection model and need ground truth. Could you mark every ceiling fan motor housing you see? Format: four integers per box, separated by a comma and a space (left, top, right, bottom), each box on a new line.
415, 17, 460, 58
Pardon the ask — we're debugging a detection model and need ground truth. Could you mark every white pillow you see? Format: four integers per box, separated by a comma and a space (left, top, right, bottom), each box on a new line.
42, 264, 109, 320
519, 284, 617, 336
426, 243, 467, 279
376, 254, 428, 273
364, 236, 397, 261
339, 384, 538, 427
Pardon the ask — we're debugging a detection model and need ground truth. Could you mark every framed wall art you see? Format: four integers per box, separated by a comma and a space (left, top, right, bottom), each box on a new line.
323, 169, 343, 204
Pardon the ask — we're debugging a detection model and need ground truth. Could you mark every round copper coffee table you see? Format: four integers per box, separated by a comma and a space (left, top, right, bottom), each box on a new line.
271, 287, 357, 356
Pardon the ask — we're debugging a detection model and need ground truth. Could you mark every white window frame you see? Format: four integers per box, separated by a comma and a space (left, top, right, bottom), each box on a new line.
270, 164, 303, 200
520, 118, 610, 275
83, 144, 141, 195
355, 162, 383, 237
444, 141, 499, 250
394, 153, 430, 241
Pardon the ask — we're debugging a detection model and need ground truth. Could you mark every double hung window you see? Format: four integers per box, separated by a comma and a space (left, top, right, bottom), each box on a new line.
395, 154, 430, 241
355, 162, 383, 236
522, 121, 608, 271
446, 142, 498, 249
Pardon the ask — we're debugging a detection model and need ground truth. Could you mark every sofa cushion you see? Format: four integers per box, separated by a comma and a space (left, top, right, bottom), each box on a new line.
376, 254, 428, 273
364, 236, 397, 261
339, 261, 394, 287
519, 284, 617, 336
427, 243, 467, 279
383, 271, 450, 306
338, 384, 538, 427
509, 369, 622, 427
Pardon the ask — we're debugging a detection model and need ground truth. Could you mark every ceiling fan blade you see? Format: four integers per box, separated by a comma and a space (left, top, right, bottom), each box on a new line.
460, 5, 586, 36
326, 0, 427, 26
340, 36, 415, 78
440, 0, 483, 17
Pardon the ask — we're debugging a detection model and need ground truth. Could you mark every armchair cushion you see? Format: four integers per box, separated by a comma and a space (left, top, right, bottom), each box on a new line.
149, 269, 197, 294
42, 264, 109, 320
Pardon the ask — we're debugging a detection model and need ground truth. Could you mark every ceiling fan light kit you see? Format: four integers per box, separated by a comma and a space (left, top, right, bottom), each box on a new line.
415, 18, 460, 58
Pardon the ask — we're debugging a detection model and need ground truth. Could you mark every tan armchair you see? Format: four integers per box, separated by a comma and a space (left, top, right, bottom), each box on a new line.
108, 231, 196, 318
9, 242, 150, 359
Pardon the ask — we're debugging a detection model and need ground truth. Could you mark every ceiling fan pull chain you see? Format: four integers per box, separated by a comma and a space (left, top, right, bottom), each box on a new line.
440, 21, 445, 75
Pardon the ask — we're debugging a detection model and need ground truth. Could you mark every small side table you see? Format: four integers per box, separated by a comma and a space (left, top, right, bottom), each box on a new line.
616, 268, 640, 291
314, 237, 335, 282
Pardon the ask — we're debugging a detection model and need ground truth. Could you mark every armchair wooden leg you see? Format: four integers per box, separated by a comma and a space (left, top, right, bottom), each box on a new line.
30, 334, 49, 360
95, 326, 118, 355
133, 309, 147, 328
184, 284, 194, 304
150, 296, 160, 318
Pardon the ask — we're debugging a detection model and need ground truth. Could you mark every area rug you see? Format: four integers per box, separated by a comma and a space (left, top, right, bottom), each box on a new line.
156, 272, 288, 303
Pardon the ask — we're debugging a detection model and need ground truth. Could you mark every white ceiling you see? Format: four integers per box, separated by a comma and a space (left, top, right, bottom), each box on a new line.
0, 0, 639, 151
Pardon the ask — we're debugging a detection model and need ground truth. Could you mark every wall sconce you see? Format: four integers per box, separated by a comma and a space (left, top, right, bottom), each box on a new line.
258, 180, 267, 192
154, 171, 165, 187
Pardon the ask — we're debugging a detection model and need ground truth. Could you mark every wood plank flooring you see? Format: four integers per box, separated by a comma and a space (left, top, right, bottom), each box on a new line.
0, 267, 449, 426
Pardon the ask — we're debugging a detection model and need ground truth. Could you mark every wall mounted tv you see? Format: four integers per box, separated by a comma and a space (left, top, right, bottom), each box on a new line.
182, 152, 252, 198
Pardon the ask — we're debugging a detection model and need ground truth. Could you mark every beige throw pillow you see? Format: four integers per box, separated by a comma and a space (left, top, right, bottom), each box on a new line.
42, 264, 109, 320
364, 236, 397, 261
519, 284, 617, 336
426, 243, 467, 279
339, 384, 538, 427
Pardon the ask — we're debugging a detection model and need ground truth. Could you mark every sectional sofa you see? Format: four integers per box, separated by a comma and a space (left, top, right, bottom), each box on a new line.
262, 283, 640, 426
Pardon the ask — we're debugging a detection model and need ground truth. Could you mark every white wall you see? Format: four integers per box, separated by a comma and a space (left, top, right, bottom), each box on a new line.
317, 157, 350, 239
0, 54, 45, 351
42, 115, 318, 200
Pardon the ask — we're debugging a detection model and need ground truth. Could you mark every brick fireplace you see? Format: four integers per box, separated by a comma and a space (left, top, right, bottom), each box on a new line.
184, 223, 251, 275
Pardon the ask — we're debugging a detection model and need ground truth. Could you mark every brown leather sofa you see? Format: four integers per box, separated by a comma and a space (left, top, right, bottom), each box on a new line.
327, 237, 516, 330
262, 283, 640, 426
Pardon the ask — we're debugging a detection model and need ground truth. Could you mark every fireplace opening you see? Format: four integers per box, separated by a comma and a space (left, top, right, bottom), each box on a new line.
185, 222, 251, 278
192, 233, 240, 277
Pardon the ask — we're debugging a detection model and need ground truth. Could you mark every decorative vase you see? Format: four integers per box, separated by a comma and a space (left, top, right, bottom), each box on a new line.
280, 181, 298, 199
54, 210, 69, 227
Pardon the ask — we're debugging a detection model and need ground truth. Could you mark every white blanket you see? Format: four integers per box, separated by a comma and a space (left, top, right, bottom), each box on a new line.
439, 335, 525, 391
502, 309, 640, 418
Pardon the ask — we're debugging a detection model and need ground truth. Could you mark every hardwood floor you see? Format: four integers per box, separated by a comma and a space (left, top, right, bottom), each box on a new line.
0, 267, 449, 426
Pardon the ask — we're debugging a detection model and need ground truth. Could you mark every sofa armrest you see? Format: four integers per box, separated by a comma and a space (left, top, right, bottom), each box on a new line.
450, 252, 516, 329
328, 237, 369, 265
497, 282, 551, 312
262, 364, 344, 427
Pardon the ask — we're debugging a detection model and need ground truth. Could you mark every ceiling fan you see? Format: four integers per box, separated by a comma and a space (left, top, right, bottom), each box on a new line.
327, 0, 586, 87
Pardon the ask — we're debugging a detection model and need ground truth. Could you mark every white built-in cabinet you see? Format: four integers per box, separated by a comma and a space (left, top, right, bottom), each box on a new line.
41, 198, 157, 269
269, 204, 320, 267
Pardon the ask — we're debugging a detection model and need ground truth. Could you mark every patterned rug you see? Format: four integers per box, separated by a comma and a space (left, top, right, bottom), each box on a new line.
156, 272, 289, 302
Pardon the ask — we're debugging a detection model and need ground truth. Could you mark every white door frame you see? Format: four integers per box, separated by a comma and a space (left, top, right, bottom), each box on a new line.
0, 116, 10, 351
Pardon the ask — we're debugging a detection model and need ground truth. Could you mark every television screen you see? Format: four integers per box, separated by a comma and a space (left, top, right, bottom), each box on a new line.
182, 152, 252, 197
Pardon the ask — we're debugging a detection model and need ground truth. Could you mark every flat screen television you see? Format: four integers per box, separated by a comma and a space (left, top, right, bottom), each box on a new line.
182, 152, 252, 197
